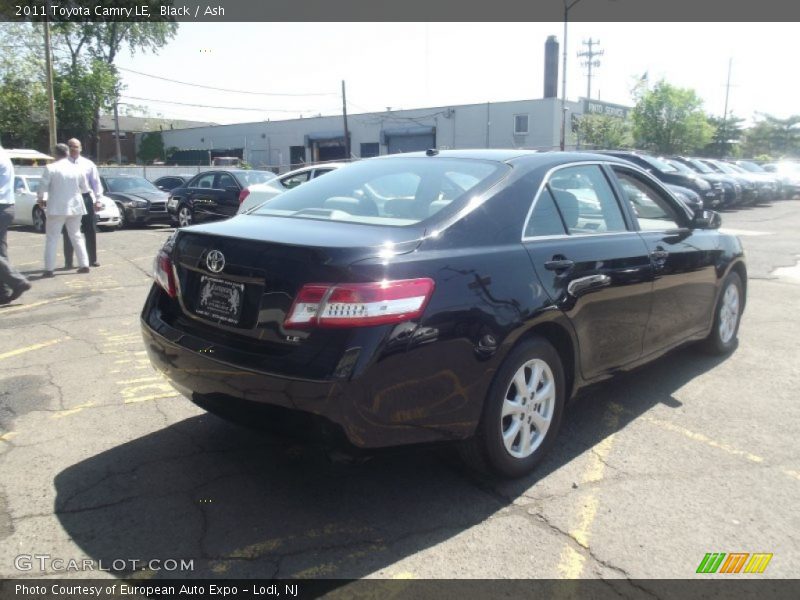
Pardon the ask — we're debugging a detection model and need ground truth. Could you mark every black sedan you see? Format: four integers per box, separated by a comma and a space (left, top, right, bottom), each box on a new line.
152, 174, 195, 192
101, 175, 171, 228
166, 169, 278, 227
142, 150, 746, 478
595, 150, 724, 209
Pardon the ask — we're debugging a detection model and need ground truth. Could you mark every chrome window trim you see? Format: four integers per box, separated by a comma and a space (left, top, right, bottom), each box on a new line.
520, 160, 633, 242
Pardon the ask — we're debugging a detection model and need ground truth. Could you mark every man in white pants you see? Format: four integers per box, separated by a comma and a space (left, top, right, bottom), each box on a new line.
37, 143, 93, 277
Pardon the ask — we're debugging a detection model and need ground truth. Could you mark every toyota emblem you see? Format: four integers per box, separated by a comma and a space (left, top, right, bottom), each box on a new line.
206, 250, 225, 273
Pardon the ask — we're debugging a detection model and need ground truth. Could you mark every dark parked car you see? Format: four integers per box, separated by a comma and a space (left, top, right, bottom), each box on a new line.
669, 156, 744, 208
153, 174, 195, 192
729, 160, 783, 200
672, 156, 756, 206
101, 175, 171, 228
167, 170, 278, 227
595, 150, 724, 209
142, 150, 746, 478
700, 159, 774, 203
663, 157, 742, 208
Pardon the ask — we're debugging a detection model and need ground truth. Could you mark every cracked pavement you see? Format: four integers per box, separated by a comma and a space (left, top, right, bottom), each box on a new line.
0, 203, 799, 584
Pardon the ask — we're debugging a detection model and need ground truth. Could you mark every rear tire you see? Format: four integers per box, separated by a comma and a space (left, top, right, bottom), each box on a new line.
116, 203, 128, 229
32, 206, 46, 233
702, 271, 743, 355
177, 205, 193, 228
459, 337, 566, 478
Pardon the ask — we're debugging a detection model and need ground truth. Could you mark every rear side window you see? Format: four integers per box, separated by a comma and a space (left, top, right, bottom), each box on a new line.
193, 173, 215, 189
524, 188, 566, 237
252, 158, 509, 226
546, 165, 627, 235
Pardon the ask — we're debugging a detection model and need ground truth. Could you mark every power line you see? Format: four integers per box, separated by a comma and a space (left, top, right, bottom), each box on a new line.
120, 94, 324, 113
117, 66, 337, 97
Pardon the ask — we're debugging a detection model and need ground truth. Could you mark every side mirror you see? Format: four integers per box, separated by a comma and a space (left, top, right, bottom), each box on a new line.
692, 209, 721, 230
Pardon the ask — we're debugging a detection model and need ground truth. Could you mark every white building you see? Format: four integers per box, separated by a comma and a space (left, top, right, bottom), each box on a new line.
151, 97, 606, 172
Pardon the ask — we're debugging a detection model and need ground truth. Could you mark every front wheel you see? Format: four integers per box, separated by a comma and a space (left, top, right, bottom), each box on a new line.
32, 206, 46, 233
177, 205, 193, 228
702, 271, 743, 355
459, 337, 566, 478
116, 203, 128, 229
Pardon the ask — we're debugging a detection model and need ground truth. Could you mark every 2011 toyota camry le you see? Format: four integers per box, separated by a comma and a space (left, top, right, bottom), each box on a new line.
141, 150, 746, 478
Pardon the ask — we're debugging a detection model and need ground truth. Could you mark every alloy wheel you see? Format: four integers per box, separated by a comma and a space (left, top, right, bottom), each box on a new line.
718, 282, 740, 344
500, 359, 556, 459
178, 206, 192, 227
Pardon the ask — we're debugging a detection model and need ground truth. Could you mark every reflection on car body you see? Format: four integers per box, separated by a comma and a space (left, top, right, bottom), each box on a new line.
142, 150, 746, 478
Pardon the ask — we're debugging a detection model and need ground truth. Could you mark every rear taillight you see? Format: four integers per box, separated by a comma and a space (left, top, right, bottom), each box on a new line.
152, 251, 177, 298
239, 188, 250, 205
284, 278, 434, 329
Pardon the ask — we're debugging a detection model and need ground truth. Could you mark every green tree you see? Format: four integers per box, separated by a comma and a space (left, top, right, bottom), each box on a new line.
138, 131, 165, 163
741, 114, 800, 158
0, 23, 47, 148
632, 80, 715, 154
704, 114, 745, 158
53, 60, 117, 144
51, 14, 178, 158
575, 114, 632, 150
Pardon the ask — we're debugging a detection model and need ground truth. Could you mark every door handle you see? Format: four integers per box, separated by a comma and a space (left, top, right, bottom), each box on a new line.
544, 259, 575, 271
650, 249, 669, 261
568, 274, 611, 297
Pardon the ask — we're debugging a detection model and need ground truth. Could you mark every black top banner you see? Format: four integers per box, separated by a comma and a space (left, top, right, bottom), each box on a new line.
1, 0, 800, 22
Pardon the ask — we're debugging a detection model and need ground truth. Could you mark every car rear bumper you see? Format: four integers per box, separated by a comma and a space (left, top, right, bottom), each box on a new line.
140, 308, 483, 449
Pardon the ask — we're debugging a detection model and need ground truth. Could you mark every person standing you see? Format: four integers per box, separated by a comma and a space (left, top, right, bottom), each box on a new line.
37, 143, 93, 277
0, 142, 31, 303
62, 138, 103, 268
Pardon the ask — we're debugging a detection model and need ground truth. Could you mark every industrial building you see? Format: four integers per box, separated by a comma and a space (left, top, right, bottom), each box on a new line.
147, 36, 631, 172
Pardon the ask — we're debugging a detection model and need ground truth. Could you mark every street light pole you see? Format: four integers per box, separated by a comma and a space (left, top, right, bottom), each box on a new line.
560, 0, 585, 151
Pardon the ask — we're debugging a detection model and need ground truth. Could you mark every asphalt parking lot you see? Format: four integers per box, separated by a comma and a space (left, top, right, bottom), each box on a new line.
0, 200, 798, 587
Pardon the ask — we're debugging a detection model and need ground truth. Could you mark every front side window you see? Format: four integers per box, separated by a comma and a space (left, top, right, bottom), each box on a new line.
546, 165, 627, 235
192, 173, 216, 189
252, 158, 509, 226
514, 114, 529, 135
613, 169, 681, 231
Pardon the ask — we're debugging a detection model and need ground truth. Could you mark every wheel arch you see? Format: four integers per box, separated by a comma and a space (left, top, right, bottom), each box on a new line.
503, 317, 579, 402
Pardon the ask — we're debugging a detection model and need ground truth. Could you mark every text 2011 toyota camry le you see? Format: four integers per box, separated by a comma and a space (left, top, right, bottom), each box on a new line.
141, 150, 746, 478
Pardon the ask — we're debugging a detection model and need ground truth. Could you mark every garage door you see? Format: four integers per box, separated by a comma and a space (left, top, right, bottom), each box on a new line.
387, 133, 436, 154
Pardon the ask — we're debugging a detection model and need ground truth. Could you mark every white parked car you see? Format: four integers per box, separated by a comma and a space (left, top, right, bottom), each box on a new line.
12, 174, 47, 232
237, 163, 346, 214
13, 174, 119, 232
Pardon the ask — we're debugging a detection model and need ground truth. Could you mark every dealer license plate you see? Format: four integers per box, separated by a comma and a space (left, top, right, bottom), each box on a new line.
195, 275, 245, 325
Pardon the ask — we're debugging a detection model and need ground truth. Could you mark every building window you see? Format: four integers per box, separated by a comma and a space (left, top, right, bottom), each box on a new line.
514, 114, 529, 135
360, 142, 379, 158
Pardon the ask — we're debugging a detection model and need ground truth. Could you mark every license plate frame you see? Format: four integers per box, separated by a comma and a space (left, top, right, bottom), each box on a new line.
195, 275, 245, 325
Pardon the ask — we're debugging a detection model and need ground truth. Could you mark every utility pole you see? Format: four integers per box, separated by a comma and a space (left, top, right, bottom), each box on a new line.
578, 38, 604, 100
341, 80, 350, 160
721, 58, 733, 157
113, 95, 122, 164
43, 18, 57, 152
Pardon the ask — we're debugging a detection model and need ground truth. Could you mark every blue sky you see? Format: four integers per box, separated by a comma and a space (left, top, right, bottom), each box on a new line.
113, 22, 799, 126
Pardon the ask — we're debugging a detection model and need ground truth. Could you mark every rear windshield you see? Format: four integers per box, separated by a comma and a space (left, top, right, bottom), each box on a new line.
251, 158, 509, 226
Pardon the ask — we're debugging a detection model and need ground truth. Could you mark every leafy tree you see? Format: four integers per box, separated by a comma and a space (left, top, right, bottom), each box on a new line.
53, 60, 117, 144
704, 114, 745, 158
138, 131, 165, 163
741, 114, 800, 158
0, 23, 47, 148
632, 80, 715, 154
51, 14, 178, 158
575, 114, 632, 150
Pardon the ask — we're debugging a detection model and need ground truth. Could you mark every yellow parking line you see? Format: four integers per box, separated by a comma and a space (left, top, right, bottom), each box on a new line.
623, 408, 765, 464
52, 401, 94, 419
0, 295, 76, 315
0, 337, 69, 361
558, 403, 622, 578
0, 431, 19, 442
123, 392, 179, 404
116, 376, 164, 385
